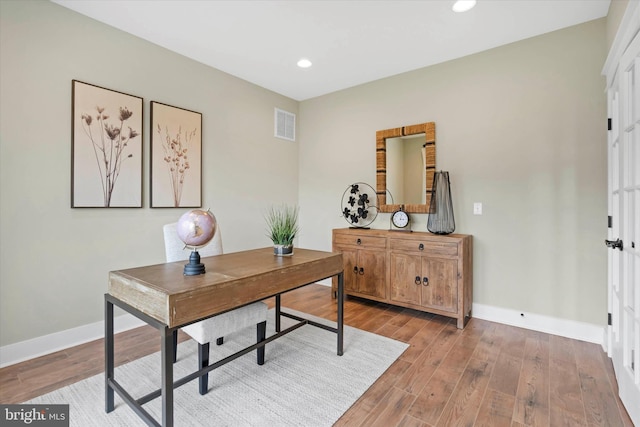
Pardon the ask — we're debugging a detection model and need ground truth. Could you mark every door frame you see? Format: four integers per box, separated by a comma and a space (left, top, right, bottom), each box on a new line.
602, 0, 639, 356
602, 2, 640, 426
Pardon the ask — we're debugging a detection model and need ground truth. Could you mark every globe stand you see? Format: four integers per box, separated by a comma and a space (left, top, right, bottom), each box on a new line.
183, 249, 205, 276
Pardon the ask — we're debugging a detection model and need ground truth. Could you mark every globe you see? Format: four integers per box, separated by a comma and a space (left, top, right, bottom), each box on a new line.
176, 208, 217, 249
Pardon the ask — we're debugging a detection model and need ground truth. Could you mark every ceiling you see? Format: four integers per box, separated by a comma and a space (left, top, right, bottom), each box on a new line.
52, 0, 611, 101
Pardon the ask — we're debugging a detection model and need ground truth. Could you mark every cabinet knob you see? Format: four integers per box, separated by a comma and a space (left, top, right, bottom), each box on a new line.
359, 267, 365, 275
353, 266, 358, 274
423, 277, 429, 286
415, 276, 421, 285
356, 238, 362, 245
419, 243, 424, 251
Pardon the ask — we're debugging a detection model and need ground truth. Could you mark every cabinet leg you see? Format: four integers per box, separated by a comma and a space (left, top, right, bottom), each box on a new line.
457, 314, 471, 329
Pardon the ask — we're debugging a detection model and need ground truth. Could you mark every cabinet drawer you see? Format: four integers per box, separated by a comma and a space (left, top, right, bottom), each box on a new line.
390, 239, 458, 256
334, 234, 387, 249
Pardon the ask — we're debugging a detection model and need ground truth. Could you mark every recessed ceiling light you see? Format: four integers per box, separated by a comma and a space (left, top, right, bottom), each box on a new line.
452, 0, 476, 13
297, 58, 312, 68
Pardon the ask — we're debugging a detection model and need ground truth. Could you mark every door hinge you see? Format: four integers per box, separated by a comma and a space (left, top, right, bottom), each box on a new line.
608, 312, 612, 326
608, 118, 612, 131
608, 216, 612, 228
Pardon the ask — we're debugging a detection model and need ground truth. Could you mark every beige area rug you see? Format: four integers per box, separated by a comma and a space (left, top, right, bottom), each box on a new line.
28, 309, 408, 426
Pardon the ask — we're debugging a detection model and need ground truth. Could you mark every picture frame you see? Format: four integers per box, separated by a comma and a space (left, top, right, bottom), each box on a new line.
150, 101, 202, 208
71, 80, 143, 208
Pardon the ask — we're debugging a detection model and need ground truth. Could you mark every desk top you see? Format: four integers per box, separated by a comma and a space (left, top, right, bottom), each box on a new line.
108, 248, 343, 328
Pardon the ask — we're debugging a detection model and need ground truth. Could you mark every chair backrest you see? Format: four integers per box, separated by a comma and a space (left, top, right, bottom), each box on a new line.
163, 222, 223, 262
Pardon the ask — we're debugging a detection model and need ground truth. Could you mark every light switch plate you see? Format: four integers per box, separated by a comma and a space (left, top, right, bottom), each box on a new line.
473, 202, 482, 215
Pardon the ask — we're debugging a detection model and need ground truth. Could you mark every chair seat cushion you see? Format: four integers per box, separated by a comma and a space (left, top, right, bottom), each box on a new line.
181, 301, 268, 344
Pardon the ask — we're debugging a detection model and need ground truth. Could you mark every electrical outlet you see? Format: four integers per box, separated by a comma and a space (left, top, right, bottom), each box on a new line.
473, 202, 482, 215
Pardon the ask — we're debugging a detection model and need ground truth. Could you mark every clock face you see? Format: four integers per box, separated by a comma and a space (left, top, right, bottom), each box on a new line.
392, 210, 409, 228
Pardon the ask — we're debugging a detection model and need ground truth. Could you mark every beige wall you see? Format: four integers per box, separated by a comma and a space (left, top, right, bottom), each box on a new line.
0, 1, 298, 346
0, 1, 610, 348
606, 0, 629, 50
298, 18, 608, 326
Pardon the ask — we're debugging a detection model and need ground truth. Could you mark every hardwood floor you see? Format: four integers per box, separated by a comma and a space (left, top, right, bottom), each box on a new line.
0, 284, 634, 426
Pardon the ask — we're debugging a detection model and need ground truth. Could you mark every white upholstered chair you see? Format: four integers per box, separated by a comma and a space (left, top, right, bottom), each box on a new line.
163, 222, 268, 395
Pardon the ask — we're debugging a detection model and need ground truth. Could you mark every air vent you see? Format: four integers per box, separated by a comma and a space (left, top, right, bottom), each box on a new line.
275, 108, 296, 141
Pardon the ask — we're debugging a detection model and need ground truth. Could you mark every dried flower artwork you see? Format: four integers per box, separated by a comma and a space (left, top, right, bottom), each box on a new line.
72, 81, 143, 208
156, 124, 195, 207
150, 102, 202, 208
80, 107, 139, 206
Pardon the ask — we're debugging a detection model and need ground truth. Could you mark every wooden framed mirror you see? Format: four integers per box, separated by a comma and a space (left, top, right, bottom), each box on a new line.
376, 122, 435, 213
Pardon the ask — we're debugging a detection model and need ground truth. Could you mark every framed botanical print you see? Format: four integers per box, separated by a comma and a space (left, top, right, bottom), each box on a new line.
150, 101, 202, 208
71, 80, 143, 207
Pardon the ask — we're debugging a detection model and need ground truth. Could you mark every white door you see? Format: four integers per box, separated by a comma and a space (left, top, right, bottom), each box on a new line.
607, 28, 640, 426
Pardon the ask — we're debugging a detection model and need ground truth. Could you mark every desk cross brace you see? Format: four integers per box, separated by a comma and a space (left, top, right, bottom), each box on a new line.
135, 318, 307, 406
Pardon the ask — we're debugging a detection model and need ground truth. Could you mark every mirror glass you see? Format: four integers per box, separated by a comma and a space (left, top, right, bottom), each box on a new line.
386, 134, 426, 205
376, 122, 435, 213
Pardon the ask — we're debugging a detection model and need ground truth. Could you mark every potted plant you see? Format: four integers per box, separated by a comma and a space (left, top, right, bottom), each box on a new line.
265, 204, 300, 256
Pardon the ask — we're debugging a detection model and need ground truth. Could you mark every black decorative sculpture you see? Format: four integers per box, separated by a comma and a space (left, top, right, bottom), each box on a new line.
341, 182, 378, 228
427, 171, 455, 234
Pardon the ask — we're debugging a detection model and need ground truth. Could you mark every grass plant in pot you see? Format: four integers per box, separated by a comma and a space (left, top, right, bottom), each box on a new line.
265, 204, 299, 256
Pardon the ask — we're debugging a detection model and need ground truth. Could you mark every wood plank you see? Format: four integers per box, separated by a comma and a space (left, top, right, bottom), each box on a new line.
488, 351, 523, 397
475, 389, 516, 427
599, 349, 636, 427
547, 335, 587, 426
549, 334, 576, 363
407, 366, 460, 425
395, 325, 461, 395
436, 356, 494, 426
512, 337, 550, 426
397, 414, 430, 427
437, 331, 480, 376
356, 310, 398, 334
376, 306, 415, 337
364, 386, 417, 427
500, 324, 528, 359
573, 340, 625, 426
399, 316, 451, 364
390, 315, 436, 343
549, 358, 587, 426
472, 322, 503, 364
334, 358, 413, 426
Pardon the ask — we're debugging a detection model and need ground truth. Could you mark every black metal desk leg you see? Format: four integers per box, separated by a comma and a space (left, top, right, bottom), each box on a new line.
275, 294, 281, 333
161, 327, 174, 427
105, 296, 115, 413
337, 272, 344, 356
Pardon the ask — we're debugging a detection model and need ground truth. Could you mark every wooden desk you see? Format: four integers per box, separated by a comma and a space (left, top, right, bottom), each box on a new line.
104, 248, 344, 427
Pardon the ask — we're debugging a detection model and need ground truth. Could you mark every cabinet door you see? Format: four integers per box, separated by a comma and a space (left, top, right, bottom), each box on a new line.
356, 249, 386, 298
389, 253, 421, 304
421, 258, 458, 313
339, 248, 358, 293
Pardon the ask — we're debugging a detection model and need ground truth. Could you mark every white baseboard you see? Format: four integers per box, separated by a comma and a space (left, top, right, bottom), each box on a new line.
0, 300, 606, 368
0, 314, 145, 368
472, 303, 605, 345
325, 283, 605, 345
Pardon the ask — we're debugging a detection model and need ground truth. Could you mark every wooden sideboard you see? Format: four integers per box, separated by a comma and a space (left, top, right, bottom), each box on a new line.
332, 228, 472, 328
